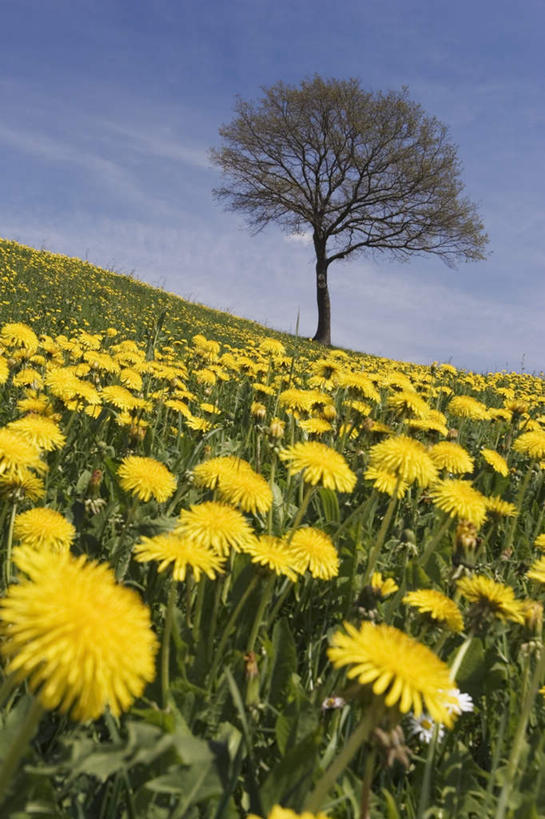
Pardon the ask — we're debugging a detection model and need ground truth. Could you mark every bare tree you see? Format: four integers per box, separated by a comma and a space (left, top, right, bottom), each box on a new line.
210, 76, 488, 345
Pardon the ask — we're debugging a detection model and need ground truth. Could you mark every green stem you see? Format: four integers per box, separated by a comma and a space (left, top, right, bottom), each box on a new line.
161, 579, 178, 709
286, 483, 315, 541
495, 646, 545, 819
363, 488, 399, 584
247, 573, 275, 653
209, 573, 260, 685
304, 709, 378, 813
417, 722, 441, 819
359, 746, 377, 819
192, 577, 206, 641
4, 501, 17, 588
504, 464, 533, 555
268, 577, 295, 623
0, 697, 44, 807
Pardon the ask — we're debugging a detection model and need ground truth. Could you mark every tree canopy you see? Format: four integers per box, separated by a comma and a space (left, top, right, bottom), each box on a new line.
210, 76, 488, 345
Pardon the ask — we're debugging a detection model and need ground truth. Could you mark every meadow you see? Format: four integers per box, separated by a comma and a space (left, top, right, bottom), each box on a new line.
1, 236, 545, 818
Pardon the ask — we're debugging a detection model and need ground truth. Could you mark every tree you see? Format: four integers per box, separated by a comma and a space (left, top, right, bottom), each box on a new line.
210, 76, 488, 345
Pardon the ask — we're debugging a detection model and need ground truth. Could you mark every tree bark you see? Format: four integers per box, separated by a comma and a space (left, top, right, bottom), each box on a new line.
312, 241, 331, 345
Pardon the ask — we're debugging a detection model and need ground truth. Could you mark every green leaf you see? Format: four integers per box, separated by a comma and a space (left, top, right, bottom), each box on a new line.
319, 487, 340, 524
260, 729, 321, 813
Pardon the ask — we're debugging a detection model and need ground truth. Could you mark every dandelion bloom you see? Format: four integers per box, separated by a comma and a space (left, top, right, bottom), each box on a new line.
242, 535, 300, 581
100, 385, 140, 411
288, 527, 339, 579
447, 395, 490, 421
534, 534, 545, 551
192, 455, 245, 489
429, 442, 474, 475
134, 533, 225, 581
429, 479, 487, 527
0, 355, 9, 384
176, 501, 255, 555
0, 548, 158, 721
14, 508, 76, 553
370, 572, 399, 597
388, 390, 430, 418
527, 556, 545, 585
367, 435, 437, 488
7, 414, 66, 452
1, 322, 39, 356
0, 469, 45, 501
457, 575, 525, 624
513, 430, 545, 460
481, 448, 509, 476
279, 441, 357, 492
364, 466, 408, 497
217, 463, 273, 516
118, 455, 176, 502
484, 496, 517, 518
328, 622, 457, 726
0, 428, 44, 480
403, 589, 464, 632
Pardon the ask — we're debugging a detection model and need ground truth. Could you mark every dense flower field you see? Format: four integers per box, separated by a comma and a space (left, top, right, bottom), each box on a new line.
1, 239, 545, 817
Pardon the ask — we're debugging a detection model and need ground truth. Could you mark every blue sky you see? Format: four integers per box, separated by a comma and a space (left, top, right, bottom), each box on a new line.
1, 0, 544, 373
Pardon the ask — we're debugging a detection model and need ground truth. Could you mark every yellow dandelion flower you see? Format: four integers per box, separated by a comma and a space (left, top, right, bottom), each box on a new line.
457, 575, 525, 624
216, 464, 273, 516
12, 368, 43, 388
388, 390, 430, 418
0, 469, 45, 501
134, 533, 225, 581
513, 430, 545, 459
0, 548, 158, 721
193, 456, 247, 490
16, 393, 54, 416
367, 435, 437, 488
534, 534, 545, 551
7, 414, 66, 452
0, 428, 44, 480
117, 456, 177, 502
403, 589, 464, 632
298, 417, 332, 435
176, 501, 255, 556
447, 395, 490, 421
14, 508, 75, 553
429, 442, 474, 474
0, 356, 9, 384
328, 622, 457, 727
527, 556, 545, 585
100, 385, 140, 411
370, 572, 399, 597
429, 479, 487, 527
1, 322, 39, 356
484, 496, 517, 518
279, 441, 356, 492
481, 448, 509, 476
186, 416, 213, 432
241, 535, 299, 581
288, 528, 339, 579
364, 466, 408, 497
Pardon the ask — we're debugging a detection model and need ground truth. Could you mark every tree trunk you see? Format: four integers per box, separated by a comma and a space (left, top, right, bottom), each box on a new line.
312, 244, 331, 345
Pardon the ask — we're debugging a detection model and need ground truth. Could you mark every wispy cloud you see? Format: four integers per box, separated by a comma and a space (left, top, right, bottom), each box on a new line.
99, 120, 212, 170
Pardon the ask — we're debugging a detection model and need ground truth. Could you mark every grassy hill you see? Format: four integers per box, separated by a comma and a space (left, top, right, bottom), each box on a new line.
0, 237, 321, 355
2, 236, 545, 816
